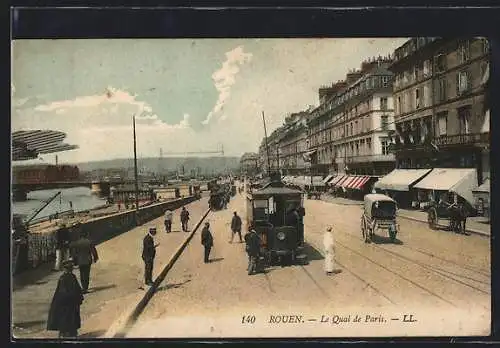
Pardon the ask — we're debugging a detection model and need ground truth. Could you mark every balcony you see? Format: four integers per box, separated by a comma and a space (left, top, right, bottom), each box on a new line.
345, 154, 395, 163
434, 132, 489, 147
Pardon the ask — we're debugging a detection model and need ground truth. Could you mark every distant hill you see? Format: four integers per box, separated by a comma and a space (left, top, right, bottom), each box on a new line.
73, 156, 241, 174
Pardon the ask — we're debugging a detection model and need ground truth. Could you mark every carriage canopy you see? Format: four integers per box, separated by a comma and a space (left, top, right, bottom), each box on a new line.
363, 194, 397, 220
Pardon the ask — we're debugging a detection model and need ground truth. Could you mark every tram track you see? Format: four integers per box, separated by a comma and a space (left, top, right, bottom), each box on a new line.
335, 226, 490, 293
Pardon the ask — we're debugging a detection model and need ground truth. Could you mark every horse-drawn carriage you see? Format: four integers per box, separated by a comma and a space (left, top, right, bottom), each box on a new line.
426, 198, 468, 233
361, 194, 399, 243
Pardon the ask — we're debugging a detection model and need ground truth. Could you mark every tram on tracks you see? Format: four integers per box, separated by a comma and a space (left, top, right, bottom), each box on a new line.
245, 172, 308, 266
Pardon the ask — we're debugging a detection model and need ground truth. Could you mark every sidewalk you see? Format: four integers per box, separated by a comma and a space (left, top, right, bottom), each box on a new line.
397, 209, 491, 237
12, 197, 209, 339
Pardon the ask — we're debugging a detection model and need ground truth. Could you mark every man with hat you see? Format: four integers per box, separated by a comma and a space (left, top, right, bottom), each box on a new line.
47, 259, 84, 338
142, 227, 159, 286
69, 223, 99, 293
201, 222, 214, 263
230, 211, 243, 243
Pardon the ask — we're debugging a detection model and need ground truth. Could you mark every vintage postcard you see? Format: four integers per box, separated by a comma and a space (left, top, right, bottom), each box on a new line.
11, 38, 490, 339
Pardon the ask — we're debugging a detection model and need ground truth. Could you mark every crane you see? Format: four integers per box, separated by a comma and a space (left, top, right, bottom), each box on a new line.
160, 144, 224, 156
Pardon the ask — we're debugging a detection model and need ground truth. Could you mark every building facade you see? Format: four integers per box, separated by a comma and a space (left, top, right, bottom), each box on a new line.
389, 37, 490, 184
307, 56, 397, 177
278, 111, 310, 176
239, 152, 259, 176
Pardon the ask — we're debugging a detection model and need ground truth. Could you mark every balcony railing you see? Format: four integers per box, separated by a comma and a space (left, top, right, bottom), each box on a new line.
345, 154, 395, 163
434, 132, 489, 146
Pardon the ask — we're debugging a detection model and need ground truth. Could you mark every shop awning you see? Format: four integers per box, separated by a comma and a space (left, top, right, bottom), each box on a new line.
346, 175, 372, 190
340, 176, 357, 188
413, 168, 478, 206
374, 169, 432, 192
333, 175, 350, 187
473, 178, 490, 194
329, 175, 346, 186
323, 174, 335, 184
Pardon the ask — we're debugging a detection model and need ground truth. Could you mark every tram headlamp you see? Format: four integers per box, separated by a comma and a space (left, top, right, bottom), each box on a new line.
277, 231, 286, 241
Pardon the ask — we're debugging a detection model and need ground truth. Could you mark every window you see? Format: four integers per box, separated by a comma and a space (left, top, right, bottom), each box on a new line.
423, 59, 431, 77
458, 41, 470, 63
350, 123, 353, 135
367, 138, 372, 151
434, 54, 447, 73
382, 76, 390, 88
456, 70, 471, 95
423, 84, 431, 107
413, 65, 419, 81
355, 142, 359, 156
481, 38, 490, 55
380, 97, 388, 110
381, 138, 390, 155
437, 112, 448, 136
355, 120, 358, 134
437, 78, 447, 102
381, 115, 389, 131
415, 88, 421, 109
397, 96, 402, 115
458, 106, 471, 134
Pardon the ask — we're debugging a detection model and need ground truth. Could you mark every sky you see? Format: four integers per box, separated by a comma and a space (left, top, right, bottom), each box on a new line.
11, 38, 407, 164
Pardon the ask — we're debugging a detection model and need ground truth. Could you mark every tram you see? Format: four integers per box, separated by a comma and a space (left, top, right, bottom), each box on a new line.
245, 172, 308, 266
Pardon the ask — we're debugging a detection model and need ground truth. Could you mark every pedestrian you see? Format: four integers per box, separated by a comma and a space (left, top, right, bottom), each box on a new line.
230, 211, 243, 243
47, 259, 84, 339
142, 227, 159, 287
69, 224, 99, 293
54, 223, 71, 271
244, 228, 261, 275
180, 206, 190, 232
201, 222, 214, 263
164, 209, 173, 233
323, 226, 335, 276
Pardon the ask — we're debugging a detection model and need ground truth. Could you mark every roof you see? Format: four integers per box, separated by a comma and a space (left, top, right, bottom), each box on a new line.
413, 168, 478, 205
253, 186, 303, 196
473, 178, 490, 193
374, 169, 432, 192
364, 193, 395, 203
12, 130, 78, 161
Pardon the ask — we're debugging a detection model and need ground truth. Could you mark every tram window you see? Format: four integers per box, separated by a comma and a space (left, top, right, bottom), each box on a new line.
253, 200, 268, 209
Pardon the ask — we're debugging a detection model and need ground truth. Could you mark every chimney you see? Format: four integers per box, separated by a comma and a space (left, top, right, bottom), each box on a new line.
345, 70, 363, 85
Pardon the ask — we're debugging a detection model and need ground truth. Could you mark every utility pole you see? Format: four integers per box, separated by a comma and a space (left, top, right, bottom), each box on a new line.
262, 111, 272, 176
133, 115, 140, 214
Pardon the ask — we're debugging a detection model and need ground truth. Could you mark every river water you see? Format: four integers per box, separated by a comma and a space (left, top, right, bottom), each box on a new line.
12, 187, 107, 219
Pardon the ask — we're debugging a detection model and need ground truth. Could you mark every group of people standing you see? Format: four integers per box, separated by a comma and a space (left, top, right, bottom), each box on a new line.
163, 206, 190, 233
47, 222, 99, 338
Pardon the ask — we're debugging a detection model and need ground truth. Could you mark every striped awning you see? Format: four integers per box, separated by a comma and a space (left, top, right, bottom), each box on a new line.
12, 130, 78, 161
346, 176, 371, 190
334, 175, 351, 188
323, 174, 335, 184
340, 176, 357, 188
329, 175, 346, 186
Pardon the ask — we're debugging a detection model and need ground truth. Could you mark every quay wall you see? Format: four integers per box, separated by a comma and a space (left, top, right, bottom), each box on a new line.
16, 196, 199, 272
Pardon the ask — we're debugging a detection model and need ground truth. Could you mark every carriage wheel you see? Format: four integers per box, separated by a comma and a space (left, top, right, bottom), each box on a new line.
428, 208, 438, 230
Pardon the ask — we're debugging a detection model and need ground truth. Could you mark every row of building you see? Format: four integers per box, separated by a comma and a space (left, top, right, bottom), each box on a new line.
240, 37, 489, 185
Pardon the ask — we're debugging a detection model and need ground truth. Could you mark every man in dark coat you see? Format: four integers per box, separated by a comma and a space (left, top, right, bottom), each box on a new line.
180, 207, 190, 232
47, 259, 84, 338
230, 211, 243, 243
201, 222, 214, 263
142, 227, 158, 286
244, 229, 261, 275
69, 225, 99, 293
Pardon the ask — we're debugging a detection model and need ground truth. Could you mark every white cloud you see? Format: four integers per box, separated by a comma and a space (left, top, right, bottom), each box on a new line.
202, 46, 253, 125
12, 87, 201, 163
